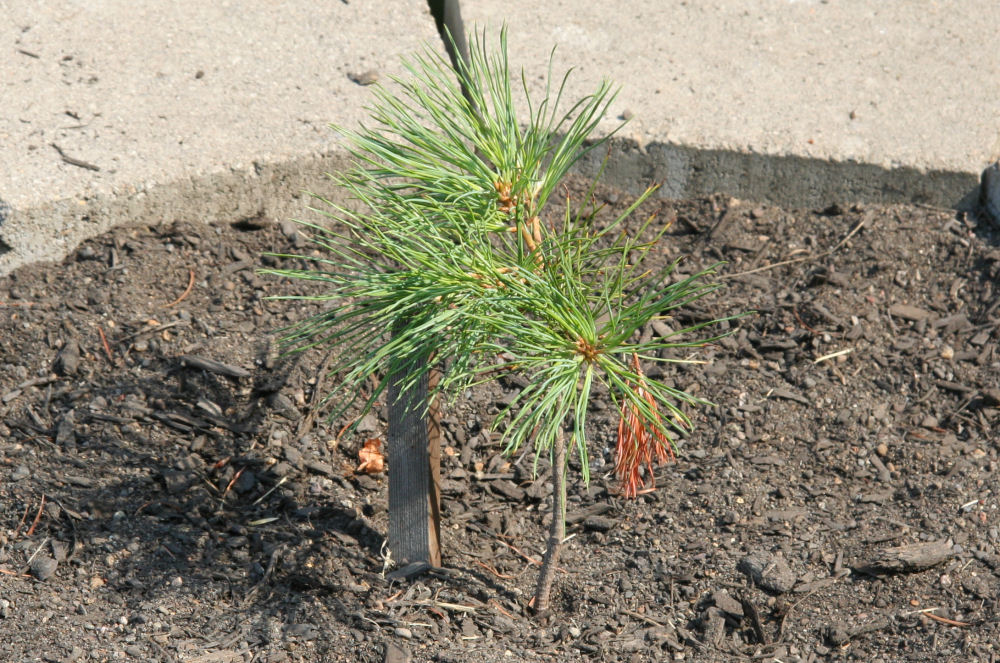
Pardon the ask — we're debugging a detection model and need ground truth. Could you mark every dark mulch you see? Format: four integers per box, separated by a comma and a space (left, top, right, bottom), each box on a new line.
2, 180, 999, 663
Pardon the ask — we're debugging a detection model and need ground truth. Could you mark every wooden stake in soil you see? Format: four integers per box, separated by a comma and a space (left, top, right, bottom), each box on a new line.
383, 3, 466, 571
533, 427, 567, 614
387, 357, 442, 567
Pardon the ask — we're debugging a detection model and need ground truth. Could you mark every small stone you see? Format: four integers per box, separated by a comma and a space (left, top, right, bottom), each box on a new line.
393, 627, 413, 639
384, 643, 411, 663
460, 618, 479, 638
286, 623, 318, 639
50, 539, 70, 562
284, 446, 304, 467
30, 556, 58, 581
234, 469, 256, 494
56, 340, 81, 375
720, 510, 739, 525
350, 70, 379, 86
11, 465, 29, 481
354, 474, 379, 491
875, 442, 889, 457
271, 461, 294, 477
961, 574, 991, 598
55, 411, 76, 447
161, 470, 194, 494
712, 590, 744, 618
268, 392, 300, 419
738, 551, 797, 594
76, 246, 99, 261
583, 516, 615, 532
356, 413, 379, 433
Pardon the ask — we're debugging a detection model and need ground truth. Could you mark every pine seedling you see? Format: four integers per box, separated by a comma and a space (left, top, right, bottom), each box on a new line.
264, 28, 738, 613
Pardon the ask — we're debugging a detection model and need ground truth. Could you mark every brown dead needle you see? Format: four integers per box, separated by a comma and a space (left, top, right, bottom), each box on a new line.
25, 495, 46, 538
920, 611, 970, 628
163, 269, 195, 308
97, 326, 114, 363
221, 467, 245, 501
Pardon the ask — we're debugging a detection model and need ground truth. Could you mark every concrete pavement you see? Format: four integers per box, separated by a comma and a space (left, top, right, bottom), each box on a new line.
2, 0, 998, 275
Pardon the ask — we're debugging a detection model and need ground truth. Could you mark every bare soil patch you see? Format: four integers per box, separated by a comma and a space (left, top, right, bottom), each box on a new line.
2, 182, 999, 662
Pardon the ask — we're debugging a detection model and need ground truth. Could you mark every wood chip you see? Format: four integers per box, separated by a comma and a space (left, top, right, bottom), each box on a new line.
178, 355, 251, 378
769, 388, 810, 405
738, 551, 797, 594
888, 303, 931, 321
854, 539, 954, 574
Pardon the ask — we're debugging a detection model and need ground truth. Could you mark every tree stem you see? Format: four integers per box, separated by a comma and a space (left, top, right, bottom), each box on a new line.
533, 427, 566, 615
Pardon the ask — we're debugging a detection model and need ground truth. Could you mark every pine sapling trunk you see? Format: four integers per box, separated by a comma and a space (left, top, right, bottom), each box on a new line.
533, 427, 567, 614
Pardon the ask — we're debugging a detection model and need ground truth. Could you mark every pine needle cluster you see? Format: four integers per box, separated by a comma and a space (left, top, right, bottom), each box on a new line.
264, 28, 734, 499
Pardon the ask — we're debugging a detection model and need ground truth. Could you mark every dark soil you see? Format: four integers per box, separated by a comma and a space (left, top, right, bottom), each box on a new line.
2, 181, 1000, 663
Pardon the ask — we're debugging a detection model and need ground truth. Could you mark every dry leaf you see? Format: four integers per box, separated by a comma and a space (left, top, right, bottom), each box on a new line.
357, 438, 385, 474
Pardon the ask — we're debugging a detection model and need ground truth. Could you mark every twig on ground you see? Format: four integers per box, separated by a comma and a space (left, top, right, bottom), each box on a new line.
916, 610, 970, 628
721, 215, 868, 280
117, 319, 187, 343
25, 495, 46, 537
51, 143, 100, 171
13, 503, 30, 540
0, 567, 30, 578
494, 538, 542, 567
295, 350, 338, 442
620, 608, 665, 628
163, 269, 195, 308
23, 537, 50, 570
814, 348, 853, 364
220, 468, 245, 502
489, 599, 516, 620
97, 327, 114, 363
251, 476, 288, 506
474, 560, 516, 579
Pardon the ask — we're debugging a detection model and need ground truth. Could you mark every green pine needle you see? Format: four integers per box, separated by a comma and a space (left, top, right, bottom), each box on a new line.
263, 27, 741, 488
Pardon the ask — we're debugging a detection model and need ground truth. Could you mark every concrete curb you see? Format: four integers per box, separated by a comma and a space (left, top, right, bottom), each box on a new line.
2, 139, 983, 277
578, 138, 982, 211
3, 1, 998, 276
1, 153, 350, 276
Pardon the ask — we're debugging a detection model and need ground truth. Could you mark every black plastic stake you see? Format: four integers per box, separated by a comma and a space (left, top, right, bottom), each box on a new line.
383, 0, 470, 570
387, 358, 441, 567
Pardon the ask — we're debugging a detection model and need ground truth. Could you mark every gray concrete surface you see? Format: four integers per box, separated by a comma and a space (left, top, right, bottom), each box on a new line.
2, 0, 999, 276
